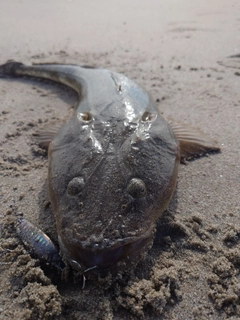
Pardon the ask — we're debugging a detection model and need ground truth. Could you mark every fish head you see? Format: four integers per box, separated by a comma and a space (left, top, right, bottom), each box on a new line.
48, 111, 179, 273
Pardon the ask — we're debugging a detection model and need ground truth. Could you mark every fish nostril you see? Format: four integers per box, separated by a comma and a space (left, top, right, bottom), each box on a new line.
121, 204, 127, 211
67, 177, 85, 196
127, 178, 146, 199
141, 111, 157, 122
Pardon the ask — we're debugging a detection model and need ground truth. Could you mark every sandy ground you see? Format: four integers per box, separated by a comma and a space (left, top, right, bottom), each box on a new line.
0, 0, 240, 319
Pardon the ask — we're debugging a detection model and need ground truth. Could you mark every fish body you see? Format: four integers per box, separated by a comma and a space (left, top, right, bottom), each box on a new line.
0, 61, 219, 273
16, 217, 65, 270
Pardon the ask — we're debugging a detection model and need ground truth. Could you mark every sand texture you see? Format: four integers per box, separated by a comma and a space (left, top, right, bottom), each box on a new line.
0, 1, 240, 319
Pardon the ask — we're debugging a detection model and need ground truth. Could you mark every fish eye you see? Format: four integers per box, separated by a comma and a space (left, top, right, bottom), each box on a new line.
127, 178, 146, 199
78, 112, 92, 123
67, 177, 85, 196
141, 111, 157, 122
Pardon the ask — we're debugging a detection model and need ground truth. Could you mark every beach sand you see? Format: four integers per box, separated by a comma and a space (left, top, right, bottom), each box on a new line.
0, 1, 240, 319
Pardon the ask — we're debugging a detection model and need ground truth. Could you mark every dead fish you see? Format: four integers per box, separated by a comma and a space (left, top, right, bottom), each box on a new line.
0, 61, 220, 273
16, 216, 65, 270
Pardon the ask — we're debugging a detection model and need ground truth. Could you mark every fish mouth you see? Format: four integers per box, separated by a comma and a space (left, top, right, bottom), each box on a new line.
58, 228, 155, 272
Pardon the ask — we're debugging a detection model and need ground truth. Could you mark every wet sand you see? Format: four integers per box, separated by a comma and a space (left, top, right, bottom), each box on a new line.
0, 1, 240, 319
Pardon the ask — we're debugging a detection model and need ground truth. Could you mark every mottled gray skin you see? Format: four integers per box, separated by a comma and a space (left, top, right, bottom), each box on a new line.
0, 62, 179, 272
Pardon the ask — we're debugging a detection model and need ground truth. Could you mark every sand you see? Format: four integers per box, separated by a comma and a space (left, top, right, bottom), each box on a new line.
0, 0, 240, 319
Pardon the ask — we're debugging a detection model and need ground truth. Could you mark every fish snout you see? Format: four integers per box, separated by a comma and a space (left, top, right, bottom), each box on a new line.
58, 229, 155, 272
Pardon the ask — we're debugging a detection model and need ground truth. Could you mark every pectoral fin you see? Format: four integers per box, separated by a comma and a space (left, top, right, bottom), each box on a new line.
33, 122, 63, 149
169, 121, 221, 162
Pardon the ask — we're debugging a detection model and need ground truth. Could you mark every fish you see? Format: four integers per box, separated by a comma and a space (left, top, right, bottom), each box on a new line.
0, 60, 220, 273
16, 216, 65, 270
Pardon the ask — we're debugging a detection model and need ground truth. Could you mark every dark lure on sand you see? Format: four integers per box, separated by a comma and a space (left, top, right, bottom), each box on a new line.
0, 61, 220, 274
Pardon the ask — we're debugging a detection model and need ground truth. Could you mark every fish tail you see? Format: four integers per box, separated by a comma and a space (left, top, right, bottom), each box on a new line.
0, 60, 25, 77
0, 60, 82, 95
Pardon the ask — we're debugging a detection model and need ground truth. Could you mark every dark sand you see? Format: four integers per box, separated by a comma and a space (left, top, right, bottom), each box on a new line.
0, 1, 240, 319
